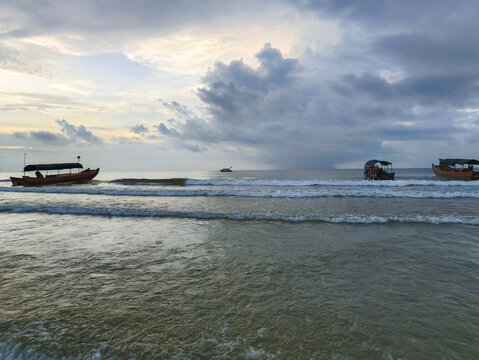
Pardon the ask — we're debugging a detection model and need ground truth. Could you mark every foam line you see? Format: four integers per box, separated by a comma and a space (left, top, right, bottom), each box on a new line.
1, 186, 479, 199
0, 205, 477, 224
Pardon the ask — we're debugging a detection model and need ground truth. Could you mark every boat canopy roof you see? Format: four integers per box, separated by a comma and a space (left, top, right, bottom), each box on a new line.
439, 158, 479, 166
364, 159, 391, 167
24, 163, 83, 171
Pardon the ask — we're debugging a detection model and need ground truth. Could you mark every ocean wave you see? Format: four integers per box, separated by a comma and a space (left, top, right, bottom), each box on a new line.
109, 177, 188, 186
0, 205, 478, 224
185, 179, 479, 187
2, 186, 479, 199
102, 178, 479, 187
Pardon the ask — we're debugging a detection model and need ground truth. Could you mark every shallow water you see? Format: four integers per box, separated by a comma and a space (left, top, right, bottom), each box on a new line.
1, 169, 478, 359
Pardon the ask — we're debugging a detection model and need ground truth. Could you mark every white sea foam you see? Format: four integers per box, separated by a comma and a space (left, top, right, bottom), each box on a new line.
185, 179, 479, 187
1, 186, 479, 199
0, 205, 477, 224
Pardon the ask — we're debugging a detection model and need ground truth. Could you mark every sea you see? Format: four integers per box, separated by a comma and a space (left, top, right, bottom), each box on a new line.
0, 168, 478, 359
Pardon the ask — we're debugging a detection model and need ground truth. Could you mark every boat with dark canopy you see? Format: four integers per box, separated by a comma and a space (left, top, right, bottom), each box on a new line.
432, 158, 479, 180
364, 159, 395, 180
10, 157, 99, 186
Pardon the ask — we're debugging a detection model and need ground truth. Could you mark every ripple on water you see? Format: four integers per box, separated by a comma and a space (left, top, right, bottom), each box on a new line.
1, 209, 479, 358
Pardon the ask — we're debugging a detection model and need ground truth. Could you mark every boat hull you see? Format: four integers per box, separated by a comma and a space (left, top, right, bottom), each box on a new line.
364, 169, 395, 180
364, 173, 395, 180
432, 164, 479, 181
10, 168, 100, 186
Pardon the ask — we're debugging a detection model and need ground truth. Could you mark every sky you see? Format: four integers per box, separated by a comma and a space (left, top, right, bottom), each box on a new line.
1, 0, 479, 171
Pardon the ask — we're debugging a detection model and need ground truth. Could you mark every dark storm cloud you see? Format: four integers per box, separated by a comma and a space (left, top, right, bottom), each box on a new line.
56, 119, 102, 144
340, 72, 479, 107
374, 33, 479, 70
160, 43, 363, 167
160, 37, 479, 167
303, 1, 479, 104
378, 124, 464, 141
196, 43, 300, 125
293, 0, 478, 30
395, 74, 479, 106
341, 73, 394, 99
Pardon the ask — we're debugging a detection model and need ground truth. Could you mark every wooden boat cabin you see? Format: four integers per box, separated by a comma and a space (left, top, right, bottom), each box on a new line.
432, 158, 479, 181
364, 159, 395, 180
10, 160, 99, 186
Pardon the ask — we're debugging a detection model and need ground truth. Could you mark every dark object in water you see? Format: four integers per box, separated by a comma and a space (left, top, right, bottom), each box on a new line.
364, 159, 394, 180
432, 158, 479, 181
11, 159, 99, 186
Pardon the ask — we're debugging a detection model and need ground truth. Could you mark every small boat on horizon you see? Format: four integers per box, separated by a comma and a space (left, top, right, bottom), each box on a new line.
220, 166, 233, 172
432, 158, 479, 180
10, 157, 99, 186
364, 159, 395, 180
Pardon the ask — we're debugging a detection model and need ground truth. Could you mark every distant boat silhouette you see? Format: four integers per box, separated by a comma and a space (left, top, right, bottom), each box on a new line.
220, 166, 232, 172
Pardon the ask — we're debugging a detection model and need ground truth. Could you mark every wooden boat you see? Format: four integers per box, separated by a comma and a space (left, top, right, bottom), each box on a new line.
432, 159, 479, 180
364, 159, 395, 180
10, 161, 99, 186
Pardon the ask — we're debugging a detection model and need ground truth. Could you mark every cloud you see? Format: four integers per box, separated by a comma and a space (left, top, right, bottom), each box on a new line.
56, 119, 102, 143
293, 1, 479, 32
131, 124, 149, 135
158, 44, 344, 166
157, 41, 479, 168
159, 101, 194, 118
3, 1, 479, 168
11, 120, 102, 146
31, 131, 64, 143
154, 123, 180, 137
0, 43, 51, 76
14, 130, 67, 144
0, 1, 279, 38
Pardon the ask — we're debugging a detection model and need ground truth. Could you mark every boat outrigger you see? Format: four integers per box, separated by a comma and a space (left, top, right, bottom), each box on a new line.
364, 159, 395, 180
10, 156, 99, 186
432, 159, 479, 181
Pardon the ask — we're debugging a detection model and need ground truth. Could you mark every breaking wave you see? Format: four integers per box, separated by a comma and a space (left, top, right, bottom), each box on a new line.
103, 178, 479, 187
0, 205, 478, 224
109, 178, 188, 186
187, 179, 479, 187
2, 186, 479, 199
